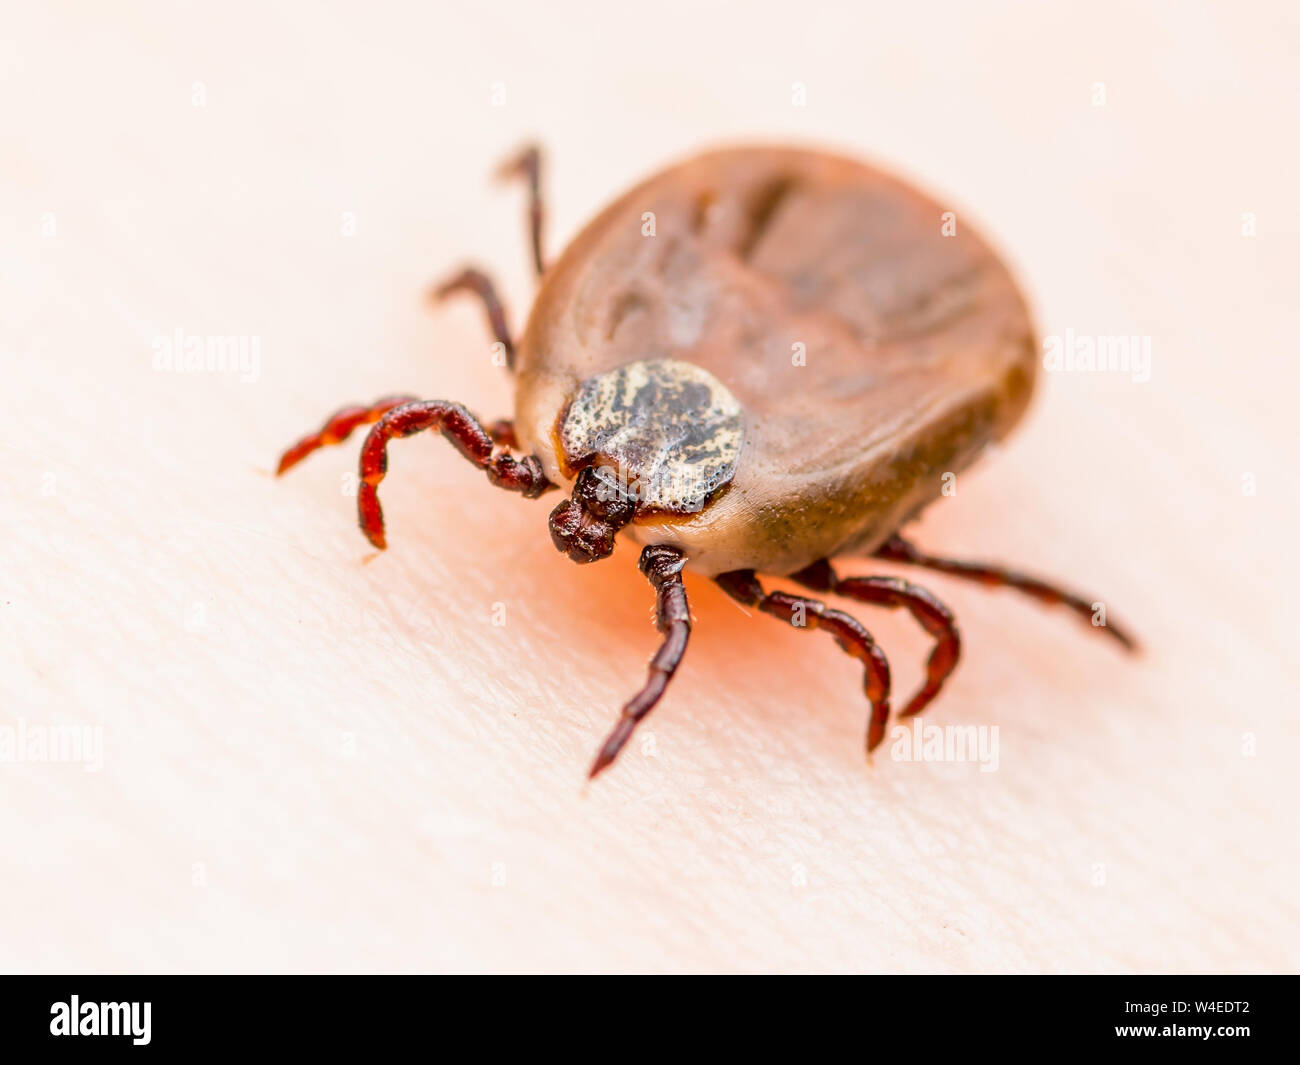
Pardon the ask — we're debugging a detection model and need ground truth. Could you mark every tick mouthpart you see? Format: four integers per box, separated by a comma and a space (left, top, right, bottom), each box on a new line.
548, 466, 635, 563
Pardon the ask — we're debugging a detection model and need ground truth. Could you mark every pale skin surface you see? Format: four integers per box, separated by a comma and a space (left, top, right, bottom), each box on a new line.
2, 2, 1297, 973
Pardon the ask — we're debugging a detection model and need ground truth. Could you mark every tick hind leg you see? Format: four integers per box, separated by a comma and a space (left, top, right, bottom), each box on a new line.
589, 546, 692, 780
715, 569, 893, 753
277, 398, 554, 549
873, 534, 1137, 650
431, 268, 516, 370
790, 561, 960, 724
495, 143, 546, 278
428, 145, 547, 368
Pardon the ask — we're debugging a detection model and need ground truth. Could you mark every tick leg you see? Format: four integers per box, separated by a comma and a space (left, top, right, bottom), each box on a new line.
486, 419, 517, 447
715, 569, 893, 753
356, 401, 554, 549
495, 143, 546, 278
589, 545, 691, 779
431, 267, 515, 371
873, 534, 1137, 651
791, 561, 958, 723
276, 395, 419, 475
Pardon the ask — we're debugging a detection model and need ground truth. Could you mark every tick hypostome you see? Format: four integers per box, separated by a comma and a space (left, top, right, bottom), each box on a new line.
277, 143, 1137, 779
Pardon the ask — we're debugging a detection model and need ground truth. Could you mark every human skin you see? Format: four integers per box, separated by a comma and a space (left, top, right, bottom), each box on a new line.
2, 1, 1297, 973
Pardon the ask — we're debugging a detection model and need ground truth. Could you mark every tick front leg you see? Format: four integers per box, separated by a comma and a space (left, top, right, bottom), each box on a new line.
495, 143, 546, 278
431, 267, 516, 371
278, 398, 554, 548
589, 545, 691, 780
873, 534, 1137, 651
791, 561, 959, 722
278, 398, 521, 473
276, 395, 420, 475
715, 569, 893, 753
356, 401, 554, 549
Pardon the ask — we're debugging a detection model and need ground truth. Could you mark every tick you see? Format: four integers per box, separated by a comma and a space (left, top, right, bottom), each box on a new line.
277, 144, 1136, 778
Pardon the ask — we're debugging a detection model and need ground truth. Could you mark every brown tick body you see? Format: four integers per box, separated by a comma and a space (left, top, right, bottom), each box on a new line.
278, 144, 1135, 778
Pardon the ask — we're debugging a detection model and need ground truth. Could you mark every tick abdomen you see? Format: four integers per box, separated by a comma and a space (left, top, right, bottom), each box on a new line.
514, 146, 1036, 576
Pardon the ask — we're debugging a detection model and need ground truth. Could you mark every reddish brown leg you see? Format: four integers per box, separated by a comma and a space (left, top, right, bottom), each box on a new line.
487, 419, 517, 448
431, 267, 515, 370
873, 533, 1137, 651
278, 397, 522, 476
355, 401, 553, 549
791, 560, 959, 723
589, 545, 691, 780
715, 569, 893, 753
276, 395, 419, 475
495, 143, 546, 278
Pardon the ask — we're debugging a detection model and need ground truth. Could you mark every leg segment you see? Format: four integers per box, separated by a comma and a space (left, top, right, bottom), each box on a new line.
791, 560, 959, 722
278, 398, 522, 475
495, 143, 546, 278
431, 267, 515, 370
277, 398, 553, 547
276, 395, 419, 475
486, 419, 517, 448
873, 534, 1136, 650
715, 569, 893, 753
356, 401, 553, 549
589, 545, 691, 779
